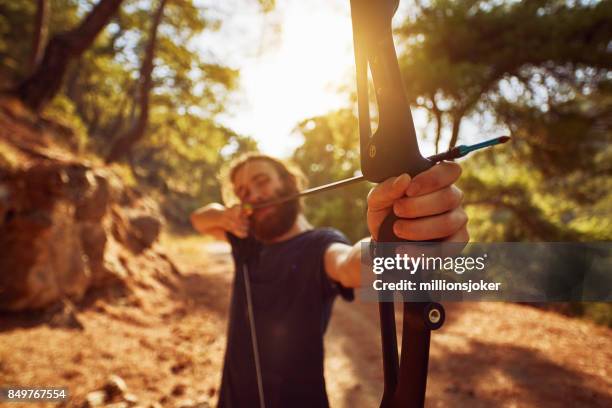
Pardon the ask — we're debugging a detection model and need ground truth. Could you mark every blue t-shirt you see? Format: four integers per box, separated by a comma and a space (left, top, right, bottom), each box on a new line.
218, 228, 354, 408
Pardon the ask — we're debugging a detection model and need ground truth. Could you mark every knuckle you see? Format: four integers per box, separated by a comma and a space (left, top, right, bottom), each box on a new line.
448, 187, 463, 209
442, 209, 465, 235
456, 187, 465, 204
366, 187, 378, 206
450, 161, 462, 177
441, 187, 455, 207
443, 161, 462, 178
393, 201, 402, 216
434, 161, 462, 186
366, 187, 374, 201
455, 208, 468, 227
394, 198, 415, 217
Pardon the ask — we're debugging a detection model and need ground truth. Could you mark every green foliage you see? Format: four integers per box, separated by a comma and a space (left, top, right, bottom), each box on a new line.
0, 0, 607, 324
281, 1, 610, 322
0, 0, 252, 227
292, 109, 371, 242
0, 0, 36, 81
393, 0, 612, 326
396, 0, 611, 243
0, 0, 79, 84
45, 93, 89, 151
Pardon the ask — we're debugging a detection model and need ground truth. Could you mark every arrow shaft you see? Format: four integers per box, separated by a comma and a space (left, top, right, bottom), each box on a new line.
248, 136, 509, 210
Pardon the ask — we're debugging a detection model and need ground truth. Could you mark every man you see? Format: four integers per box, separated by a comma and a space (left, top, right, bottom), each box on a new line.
191, 153, 467, 407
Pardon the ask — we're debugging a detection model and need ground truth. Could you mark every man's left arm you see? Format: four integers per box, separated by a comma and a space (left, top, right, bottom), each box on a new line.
324, 162, 468, 288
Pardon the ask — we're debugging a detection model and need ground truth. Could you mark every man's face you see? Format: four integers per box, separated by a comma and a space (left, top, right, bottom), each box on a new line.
233, 160, 300, 241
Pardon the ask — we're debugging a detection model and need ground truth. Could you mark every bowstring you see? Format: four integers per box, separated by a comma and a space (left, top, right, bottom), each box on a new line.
242, 256, 266, 408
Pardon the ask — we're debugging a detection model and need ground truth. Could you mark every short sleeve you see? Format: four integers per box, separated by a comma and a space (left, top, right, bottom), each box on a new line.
315, 228, 355, 302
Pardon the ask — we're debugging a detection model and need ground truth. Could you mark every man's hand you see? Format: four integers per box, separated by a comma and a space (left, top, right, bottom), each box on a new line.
367, 162, 468, 242
221, 205, 250, 238
191, 203, 249, 239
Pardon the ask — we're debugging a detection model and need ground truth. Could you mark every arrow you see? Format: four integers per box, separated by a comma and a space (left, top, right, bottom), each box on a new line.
244, 135, 510, 212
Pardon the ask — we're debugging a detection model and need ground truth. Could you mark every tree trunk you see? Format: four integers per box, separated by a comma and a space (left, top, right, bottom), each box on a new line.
447, 112, 464, 150
105, 81, 134, 137
430, 96, 443, 154
106, 0, 169, 163
16, 0, 125, 112
29, 0, 50, 73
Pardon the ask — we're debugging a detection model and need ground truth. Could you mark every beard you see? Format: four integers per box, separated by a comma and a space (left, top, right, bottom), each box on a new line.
250, 184, 300, 241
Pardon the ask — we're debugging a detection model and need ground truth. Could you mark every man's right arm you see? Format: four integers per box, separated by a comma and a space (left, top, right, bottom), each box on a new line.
190, 203, 249, 241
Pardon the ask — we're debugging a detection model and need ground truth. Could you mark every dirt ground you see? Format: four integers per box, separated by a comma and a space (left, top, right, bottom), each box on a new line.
1, 234, 611, 407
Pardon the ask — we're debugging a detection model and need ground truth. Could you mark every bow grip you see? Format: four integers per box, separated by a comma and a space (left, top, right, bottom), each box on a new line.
377, 155, 436, 243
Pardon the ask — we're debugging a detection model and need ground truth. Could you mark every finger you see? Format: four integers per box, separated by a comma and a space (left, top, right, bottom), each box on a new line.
394, 186, 464, 218
367, 173, 412, 211
231, 224, 249, 238
227, 218, 248, 236
228, 206, 249, 223
367, 174, 411, 241
443, 223, 469, 243
393, 207, 468, 241
233, 230, 248, 239
229, 204, 248, 218
438, 224, 469, 257
405, 162, 461, 197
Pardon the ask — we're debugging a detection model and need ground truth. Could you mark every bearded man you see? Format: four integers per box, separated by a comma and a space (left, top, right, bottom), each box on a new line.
190, 153, 468, 408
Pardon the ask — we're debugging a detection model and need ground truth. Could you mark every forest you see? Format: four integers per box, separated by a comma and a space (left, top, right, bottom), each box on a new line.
0, 0, 610, 407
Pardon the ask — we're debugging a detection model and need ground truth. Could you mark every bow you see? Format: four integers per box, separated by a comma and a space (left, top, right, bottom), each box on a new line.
351, 1, 443, 407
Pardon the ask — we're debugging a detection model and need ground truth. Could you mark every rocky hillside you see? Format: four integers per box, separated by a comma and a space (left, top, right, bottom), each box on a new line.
0, 96, 177, 313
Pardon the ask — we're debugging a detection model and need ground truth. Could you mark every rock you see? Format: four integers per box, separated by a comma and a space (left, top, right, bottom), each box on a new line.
47, 298, 84, 330
75, 173, 110, 222
123, 393, 139, 405
104, 403, 129, 408
0, 199, 90, 310
0, 111, 173, 312
170, 361, 190, 374
127, 214, 161, 252
177, 399, 210, 408
82, 390, 106, 408
171, 383, 187, 397
103, 374, 128, 401
80, 221, 117, 287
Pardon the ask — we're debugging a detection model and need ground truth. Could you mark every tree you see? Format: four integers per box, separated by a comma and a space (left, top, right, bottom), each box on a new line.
394, 0, 611, 242
397, 0, 611, 152
105, 0, 168, 163
15, 0, 125, 112
29, 0, 49, 72
292, 109, 371, 242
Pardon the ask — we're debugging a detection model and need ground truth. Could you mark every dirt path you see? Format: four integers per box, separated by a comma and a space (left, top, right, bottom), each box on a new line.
0, 235, 610, 407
